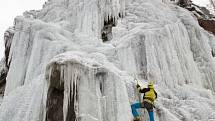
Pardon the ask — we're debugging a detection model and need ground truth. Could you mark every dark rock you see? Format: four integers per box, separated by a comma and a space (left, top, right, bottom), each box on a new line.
46, 64, 64, 121
0, 59, 7, 96
0, 70, 6, 95
180, 2, 215, 35
198, 19, 215, 34
212, 50, 215, 57
0, 28, 15, 96
102, 17, 116, 42
46, 87, 64, 121
4, 27, 15, 68
178, 0, 192, 7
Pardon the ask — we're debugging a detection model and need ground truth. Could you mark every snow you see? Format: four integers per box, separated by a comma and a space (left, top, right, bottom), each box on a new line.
192, 0, 210, 7
192, 0, 215, 15
0, 0, 215, 121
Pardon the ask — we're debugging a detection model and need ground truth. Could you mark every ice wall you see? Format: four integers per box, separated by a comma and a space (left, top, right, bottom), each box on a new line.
0, 0, 215, 121
45, 52, 131, 121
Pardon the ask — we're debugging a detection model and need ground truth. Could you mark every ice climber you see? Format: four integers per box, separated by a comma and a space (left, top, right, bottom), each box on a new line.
131, 81, 157, 121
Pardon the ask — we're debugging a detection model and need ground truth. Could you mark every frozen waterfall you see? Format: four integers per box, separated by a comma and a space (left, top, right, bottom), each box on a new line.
0, 0, 215, 121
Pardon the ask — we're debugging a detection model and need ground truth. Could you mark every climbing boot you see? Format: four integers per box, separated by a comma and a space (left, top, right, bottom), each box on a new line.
133, 116, 141, 121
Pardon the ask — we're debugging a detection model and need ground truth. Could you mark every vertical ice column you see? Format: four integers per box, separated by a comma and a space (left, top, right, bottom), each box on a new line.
73, 0, 126, 39
116, 34, 147, 79
74, 0, 102, 38
4, 17, 34, 95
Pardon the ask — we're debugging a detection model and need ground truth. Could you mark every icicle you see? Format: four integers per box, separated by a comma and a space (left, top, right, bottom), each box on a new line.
63, 64, 70, 121
62, 63, 81, 121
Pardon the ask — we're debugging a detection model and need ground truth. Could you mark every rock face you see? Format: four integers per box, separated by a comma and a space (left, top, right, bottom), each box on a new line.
183, 2, 215, 35
4, 27, 14, 68
101, 18, 117, 42
0, 59, 7, 96
198, 19, 215, 34
178, 0, 192, 7
0, 0, 215, 121
0, 27, 15, 96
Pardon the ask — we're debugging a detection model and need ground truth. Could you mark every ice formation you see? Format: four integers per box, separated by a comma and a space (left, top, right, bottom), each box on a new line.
45, 52, 131, 121
0, 0, 215, 121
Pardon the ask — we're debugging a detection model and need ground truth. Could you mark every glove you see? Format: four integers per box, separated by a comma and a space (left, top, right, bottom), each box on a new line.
136, 83, 140, 89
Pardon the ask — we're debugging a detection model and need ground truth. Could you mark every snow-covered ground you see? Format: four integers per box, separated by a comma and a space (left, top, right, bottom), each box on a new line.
0, 0, 215, 121
192, 0, 215, 15
192, 0, 210, 7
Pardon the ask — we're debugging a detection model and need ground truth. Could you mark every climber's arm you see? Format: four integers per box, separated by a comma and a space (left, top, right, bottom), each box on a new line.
154, 90, 157, 99
137, 85, 150, 93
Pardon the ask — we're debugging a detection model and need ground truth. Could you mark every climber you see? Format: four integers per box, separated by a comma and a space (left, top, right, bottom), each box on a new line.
131, 81, 157, 121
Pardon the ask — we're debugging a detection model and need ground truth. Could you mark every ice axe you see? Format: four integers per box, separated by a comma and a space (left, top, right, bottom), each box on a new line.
133, 74, 140, 87
133, 76, 142, 103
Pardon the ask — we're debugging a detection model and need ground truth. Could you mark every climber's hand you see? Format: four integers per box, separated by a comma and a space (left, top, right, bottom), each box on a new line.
136, 83, 140, 89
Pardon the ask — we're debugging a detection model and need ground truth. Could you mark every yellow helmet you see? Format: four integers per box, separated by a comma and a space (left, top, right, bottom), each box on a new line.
148, 81, 154, 89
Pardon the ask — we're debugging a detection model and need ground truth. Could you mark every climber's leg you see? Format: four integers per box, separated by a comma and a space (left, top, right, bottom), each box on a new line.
144, 101, 155, 121
148, 111, 155, 121
131, 102, 142, 117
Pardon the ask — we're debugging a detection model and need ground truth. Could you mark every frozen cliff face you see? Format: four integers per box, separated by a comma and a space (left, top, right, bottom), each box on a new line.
0, 0, 215, 121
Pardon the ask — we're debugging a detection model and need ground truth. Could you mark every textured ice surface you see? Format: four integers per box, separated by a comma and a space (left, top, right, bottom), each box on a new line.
0, 0, 215, 121
46, 51, 131, 121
